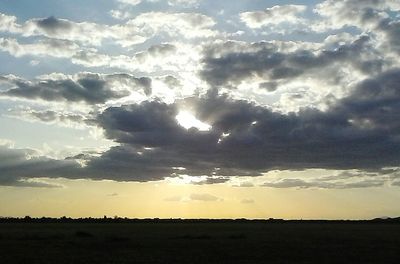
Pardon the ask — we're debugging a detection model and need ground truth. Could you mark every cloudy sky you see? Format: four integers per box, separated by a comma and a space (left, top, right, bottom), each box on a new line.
1, 0, 400, 219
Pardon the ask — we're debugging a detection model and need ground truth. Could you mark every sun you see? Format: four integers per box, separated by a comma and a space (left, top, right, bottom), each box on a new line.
176, 111, 211, 131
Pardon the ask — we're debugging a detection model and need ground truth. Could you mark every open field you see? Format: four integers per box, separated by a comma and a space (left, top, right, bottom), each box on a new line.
0, 221, 399, 264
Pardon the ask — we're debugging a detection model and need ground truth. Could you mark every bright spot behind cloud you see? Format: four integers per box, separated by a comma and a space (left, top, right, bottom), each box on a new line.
176, 111, 211, 131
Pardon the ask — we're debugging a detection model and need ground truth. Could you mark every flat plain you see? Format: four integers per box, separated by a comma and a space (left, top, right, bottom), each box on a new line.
0, 221, 399, 263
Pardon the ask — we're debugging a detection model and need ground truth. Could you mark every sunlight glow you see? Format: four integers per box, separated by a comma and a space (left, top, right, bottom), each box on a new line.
167, 175, 208, 185
176, 111, 211, 131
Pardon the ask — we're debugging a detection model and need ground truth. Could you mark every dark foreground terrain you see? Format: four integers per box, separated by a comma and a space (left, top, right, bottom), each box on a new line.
0, 220, 399, 264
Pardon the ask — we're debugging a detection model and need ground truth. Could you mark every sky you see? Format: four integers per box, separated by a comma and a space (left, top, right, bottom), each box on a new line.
1, 0, 400, 219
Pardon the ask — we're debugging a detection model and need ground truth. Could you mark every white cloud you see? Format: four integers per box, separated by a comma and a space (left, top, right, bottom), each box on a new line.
0, 13, 20, 33
0, 11, 216, 48
118, 0, 142, 5
0, 37, 80, 58
168, 0, 201, 7
240, 5, 307, 28
0, 138, 14, 148
116, 0, 201, 7
110, 10, 133, 20
125, 12, 216, 39
110, 42, 201, 74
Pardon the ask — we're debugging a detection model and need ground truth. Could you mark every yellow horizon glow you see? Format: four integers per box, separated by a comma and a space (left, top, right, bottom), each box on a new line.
1, 178, 399, 220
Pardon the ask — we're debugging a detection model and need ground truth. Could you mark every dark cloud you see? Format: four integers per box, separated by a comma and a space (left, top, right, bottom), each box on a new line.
259, 81, 278, 92
18, 110, 86, 125
378, 19, 400, 54
90, 97, 263, 179
190, 176, 229, 185
338, 68, 400, 134
80, 146, 179, 181
27, 16, 112, 46
145, 43, 177, 57
315, 0, 400, 57
0, 178, 62, 188
34, 16, 73, 35
81, 66, 400, 181
200, 36, 373, 87
106, 73, 152, 96
0, 145, 80, 187
28, 111, 61, 122
3, 77, 124, 104
162, 75, 182, 89
0, 73, 151, 104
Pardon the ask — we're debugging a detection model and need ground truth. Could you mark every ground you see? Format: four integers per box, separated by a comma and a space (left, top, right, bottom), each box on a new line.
0, 222, 399, 263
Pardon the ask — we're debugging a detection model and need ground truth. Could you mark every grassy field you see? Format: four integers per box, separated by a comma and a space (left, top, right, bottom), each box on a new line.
0, 222, 399, 263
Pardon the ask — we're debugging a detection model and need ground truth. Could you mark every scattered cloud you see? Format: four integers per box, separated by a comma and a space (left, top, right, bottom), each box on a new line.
164, 193, 223, 202
0, 38, 80, 58
0, 11, 216, 48
391, 180, 400, 187
189, 193, 222, 202
164, 195, 183, 202
7, 109, 87, 128
241, 199, 255, 204
240, 5, 307, 29
168, 0, 202, 7
117, 0, 202, 8
262, 178, 385, 189
233, 181, 255, 188
117, 0, 142, 6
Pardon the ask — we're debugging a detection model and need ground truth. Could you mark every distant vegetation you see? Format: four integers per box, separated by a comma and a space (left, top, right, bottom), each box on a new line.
1, 216, 400, 223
